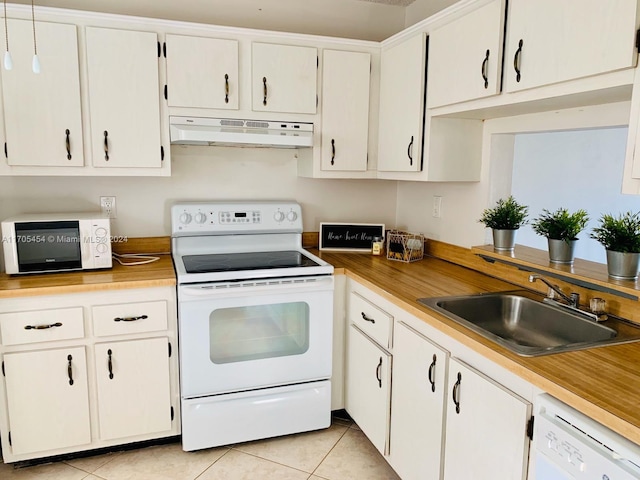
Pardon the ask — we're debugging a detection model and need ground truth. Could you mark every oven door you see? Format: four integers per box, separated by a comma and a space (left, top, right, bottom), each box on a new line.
178, 275, 334, 398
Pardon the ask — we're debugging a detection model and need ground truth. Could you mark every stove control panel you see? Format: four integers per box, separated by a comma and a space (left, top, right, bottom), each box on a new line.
171, 201, 303, 235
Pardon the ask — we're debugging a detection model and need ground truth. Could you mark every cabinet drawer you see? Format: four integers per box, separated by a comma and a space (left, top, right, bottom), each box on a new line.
92, 301, 168, 337
0, 307, 84, 346
348, 292, 393, 348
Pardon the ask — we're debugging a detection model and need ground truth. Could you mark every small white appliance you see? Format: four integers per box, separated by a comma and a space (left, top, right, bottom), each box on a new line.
171, 201, 334, 451
1, 213, 112, 274
534, 393, 640, 479
169, 116, 314, 148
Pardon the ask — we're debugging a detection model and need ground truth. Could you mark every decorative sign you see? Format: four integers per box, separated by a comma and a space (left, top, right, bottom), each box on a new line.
319, 223, 385, 252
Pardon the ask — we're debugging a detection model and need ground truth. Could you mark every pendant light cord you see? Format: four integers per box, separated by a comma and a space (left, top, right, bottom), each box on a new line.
3, 0, 8, 53
31, 0, 37, 55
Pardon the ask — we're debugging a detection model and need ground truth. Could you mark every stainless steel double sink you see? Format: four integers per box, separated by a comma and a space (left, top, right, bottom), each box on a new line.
418, 290, 640, 357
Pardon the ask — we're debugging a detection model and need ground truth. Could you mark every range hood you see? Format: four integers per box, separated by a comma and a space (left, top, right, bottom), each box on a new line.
169, 116, 314, 148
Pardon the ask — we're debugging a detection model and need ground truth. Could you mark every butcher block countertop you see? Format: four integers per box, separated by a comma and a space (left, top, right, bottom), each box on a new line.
313, 246, 640, 446
0, 237, 175, 298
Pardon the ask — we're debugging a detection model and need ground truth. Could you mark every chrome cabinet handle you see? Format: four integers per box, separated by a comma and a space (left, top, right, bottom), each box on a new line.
361, 312, 375, 324
114, 315, 148, 322
67, 354, 74, 386
376, 357, 383, 388
108, 349, 114, 380
452, 372, 462, 414
428, 354, 437, 393
224, 73, 229, 104
24, 322, 62, 330
262, 76, 268, 106
481, 49, 489, 89
513, 39, 523, 83
331, 139, 335, 165
65, 129, 72, 160
407, 136, 414, 166
103, 130, 110, 161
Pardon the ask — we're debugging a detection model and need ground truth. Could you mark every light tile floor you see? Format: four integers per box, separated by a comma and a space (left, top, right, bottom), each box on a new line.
0, 417, 401, 480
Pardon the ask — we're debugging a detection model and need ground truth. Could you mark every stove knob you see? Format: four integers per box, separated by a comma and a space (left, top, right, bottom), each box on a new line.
180, 212, 193, 225
274, 211, 285, 222
194, 212, 207, 224
287, 211, 298, 222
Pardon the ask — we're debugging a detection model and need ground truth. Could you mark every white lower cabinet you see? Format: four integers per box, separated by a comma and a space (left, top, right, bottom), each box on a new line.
345, 324, 392, 455
442, 358, 531, 480
389, 321, 448, 480
0, 286, 179, 463
94, 338, 172, 441
3, 346, 91, 455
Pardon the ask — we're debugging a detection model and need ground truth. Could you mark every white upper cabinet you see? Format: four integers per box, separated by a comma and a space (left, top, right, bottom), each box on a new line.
321, 50, 370, 172
504, 0, 639, 93
426, 0, 505, 108
85, 27, 163, 169
377, 33, 427, 172
1, 20, 83, 167
443, 358, 531, 480
252, 42, 317, 114
165, 34, 239, 110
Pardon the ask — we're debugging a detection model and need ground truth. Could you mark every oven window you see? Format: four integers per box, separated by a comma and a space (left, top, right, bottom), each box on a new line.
209, 302, 310, 364
15, 221, 82, 272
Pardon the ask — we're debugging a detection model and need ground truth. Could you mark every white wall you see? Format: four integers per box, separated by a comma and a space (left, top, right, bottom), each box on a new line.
15, 0, 406, 41
0, 146, 399, 238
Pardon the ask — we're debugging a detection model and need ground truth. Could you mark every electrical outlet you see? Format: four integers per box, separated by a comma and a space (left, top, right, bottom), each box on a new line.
100, 196, 117, 219
432, 196, 442, 218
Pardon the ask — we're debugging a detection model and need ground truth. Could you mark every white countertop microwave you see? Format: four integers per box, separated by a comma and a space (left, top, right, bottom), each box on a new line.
1, 213, 112, 275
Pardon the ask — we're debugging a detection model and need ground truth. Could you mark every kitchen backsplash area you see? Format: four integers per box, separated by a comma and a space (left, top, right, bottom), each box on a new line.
0, 146, 399, 238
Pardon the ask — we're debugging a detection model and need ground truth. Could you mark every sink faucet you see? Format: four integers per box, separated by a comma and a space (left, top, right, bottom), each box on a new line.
528, 274, 580, 307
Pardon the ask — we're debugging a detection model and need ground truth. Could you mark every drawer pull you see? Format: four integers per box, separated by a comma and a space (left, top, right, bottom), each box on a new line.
428, 354, 437, 393
407, 135, 414, 166
114, 315, 148, 322
331, 139, 336, 165
24, 322, 62, 330
65, 129, 72, 160
224, 73, 230, 104
107, 349, 114, 380
361, 312, 375, 324
513, 39, 523, 83
67, 354, 74, 386
452, 372, 462, 414
376, 356, 383, 388
262, 76, 268, 106
103, 130, 110, 161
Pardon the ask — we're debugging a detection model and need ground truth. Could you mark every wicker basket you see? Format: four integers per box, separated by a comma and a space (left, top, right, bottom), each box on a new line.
386, 230, 424, 262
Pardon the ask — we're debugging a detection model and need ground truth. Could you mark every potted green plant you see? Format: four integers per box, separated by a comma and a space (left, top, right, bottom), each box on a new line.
531, 208, 589, 264
478, 196, 529, 251
590, 211, 640, 280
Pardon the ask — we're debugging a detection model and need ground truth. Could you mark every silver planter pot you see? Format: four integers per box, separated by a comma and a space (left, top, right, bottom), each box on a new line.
492, 229, 517, 251
606, 250, 640, 280
547, 238, 577, 264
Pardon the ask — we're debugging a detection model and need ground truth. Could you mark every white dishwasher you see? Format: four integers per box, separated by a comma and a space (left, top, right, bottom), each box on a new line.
534, 394, 640, 479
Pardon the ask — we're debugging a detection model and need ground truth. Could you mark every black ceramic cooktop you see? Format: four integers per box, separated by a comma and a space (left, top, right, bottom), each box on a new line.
182, 250, 321, 274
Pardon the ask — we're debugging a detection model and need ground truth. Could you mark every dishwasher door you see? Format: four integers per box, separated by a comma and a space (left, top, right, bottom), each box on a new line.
534, 394, 640, 480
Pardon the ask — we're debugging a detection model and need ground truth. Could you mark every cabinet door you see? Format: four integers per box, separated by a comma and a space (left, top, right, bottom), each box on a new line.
3, 347, 91, 455
86, 27, 162, 168
252, 43, 317, 114
94, 337, 172, 440
426, 0, 505, 108
443, 358, 531, 480
390, 322, 448, 480
345, 325, 391, 455
504, 0, 639, 93
165, 34, 239, 109
1, 20, 83, 166
377, 34, 427, 172
321, 50, 370, 171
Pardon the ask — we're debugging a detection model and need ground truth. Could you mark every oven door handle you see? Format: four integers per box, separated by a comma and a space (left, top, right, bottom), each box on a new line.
180, 276, 334, 296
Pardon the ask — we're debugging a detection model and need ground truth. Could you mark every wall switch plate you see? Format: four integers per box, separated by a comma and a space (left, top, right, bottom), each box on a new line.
432, 196, 442, 218
100, 196, 117, 219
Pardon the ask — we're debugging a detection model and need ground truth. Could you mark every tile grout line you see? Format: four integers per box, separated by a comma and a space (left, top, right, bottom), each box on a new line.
307, 423, 353, 480
193, 448, 232, 480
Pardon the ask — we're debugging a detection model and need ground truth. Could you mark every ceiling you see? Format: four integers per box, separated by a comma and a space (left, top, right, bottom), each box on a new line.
356, 0, 417, 5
